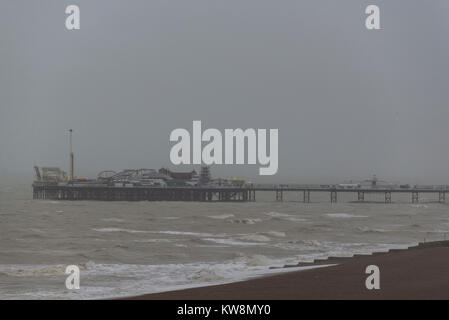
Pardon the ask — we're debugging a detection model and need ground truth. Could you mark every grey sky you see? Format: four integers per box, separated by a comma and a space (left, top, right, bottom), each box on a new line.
1, 1, 449, 184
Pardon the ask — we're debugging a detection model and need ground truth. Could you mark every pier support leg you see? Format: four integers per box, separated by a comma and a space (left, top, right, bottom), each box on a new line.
303, 190, 310, 203
439, 192, 445, 203
248, 190, 256, 202
358, 191, 364, 202
385, 192, 391, 203
276, 190, 283, 201
330, 191, 337, 203
412, 192, 419, 203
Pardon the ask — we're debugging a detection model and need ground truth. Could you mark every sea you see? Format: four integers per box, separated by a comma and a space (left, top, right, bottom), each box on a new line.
1, 179, 448, 299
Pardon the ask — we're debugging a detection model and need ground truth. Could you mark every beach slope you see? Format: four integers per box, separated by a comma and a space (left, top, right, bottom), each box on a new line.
125, 241, 449, 300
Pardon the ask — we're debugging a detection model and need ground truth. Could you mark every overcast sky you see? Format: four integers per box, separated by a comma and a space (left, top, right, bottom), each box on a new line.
1, 0, 449, 184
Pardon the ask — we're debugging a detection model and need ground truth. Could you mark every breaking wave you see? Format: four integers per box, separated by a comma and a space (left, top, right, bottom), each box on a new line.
325, 213, 368, 218
264, 231, 286, 238
202, 238, 265, 246
0, 261, 94, 277
264, 212, 307, 222
207, 214, 235, 219
93, 228, 149, 234
357, 227, 389, 233
239, 234, 271, 242
187, 268, 225, 282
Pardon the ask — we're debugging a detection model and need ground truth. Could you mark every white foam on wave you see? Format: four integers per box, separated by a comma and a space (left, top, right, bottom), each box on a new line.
235, 254, 274, 267
207, 214, 235, 219
239, 234, 271, 242
93, 228, 149, 234
133, 239, 175, 243
264, 211, 307, 222
264, 231, 286, 238
0, 240, 419, 299
0, 265, 66, 277
202, 238, 265, 246
0, 256, 308, 299
195, 245, 230, 248
154, 230, 219, 237
187, 268, 225, 282
0, 261, 94, 277
357, 227, 390, 233
325, 213, 368, 218
93, 229, 225, 238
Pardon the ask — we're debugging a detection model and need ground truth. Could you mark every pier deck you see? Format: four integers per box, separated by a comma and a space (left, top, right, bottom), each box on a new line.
32, 183, 449, 203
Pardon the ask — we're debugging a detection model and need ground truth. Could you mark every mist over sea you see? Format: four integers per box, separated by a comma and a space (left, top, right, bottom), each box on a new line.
1, 179, 449, 299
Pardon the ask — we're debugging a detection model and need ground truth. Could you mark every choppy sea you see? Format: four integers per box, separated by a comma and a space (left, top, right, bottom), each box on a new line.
1, 179, 448, 299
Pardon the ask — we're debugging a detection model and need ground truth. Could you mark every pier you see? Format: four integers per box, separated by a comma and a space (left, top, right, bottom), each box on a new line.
32, 184, 253, 202
253, 185, 448, 204
32, 183, 448, 203
32, 130, 448, 204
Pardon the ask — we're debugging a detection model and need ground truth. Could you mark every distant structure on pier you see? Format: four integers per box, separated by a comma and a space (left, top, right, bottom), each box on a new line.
159, 168, 198, 180
338, 175, 397, 189
34, 166, 66, 183
199, 166, 211, 185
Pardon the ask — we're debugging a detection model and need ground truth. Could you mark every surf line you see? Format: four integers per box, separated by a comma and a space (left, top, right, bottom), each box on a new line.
169, 120, 278, 175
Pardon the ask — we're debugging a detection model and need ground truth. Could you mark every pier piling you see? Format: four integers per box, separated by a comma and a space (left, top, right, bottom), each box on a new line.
385, 191, 391, 203
357, 191, 365, 202
330, 191, 337, 203
303, 190, 310, 203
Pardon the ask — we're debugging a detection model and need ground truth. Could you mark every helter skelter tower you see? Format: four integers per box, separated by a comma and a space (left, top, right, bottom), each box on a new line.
199, 166, 211, 185
69, 129, 74, 181
371, 174, 378, 188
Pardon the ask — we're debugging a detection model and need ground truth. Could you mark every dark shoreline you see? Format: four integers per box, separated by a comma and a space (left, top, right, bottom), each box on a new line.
121, 240, 449, 300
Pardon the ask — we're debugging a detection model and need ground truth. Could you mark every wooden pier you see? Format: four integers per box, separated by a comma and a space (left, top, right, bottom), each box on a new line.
32, 183, 448, 203
32, 184, 253, 202
254, 186, 448, 204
